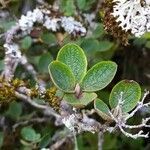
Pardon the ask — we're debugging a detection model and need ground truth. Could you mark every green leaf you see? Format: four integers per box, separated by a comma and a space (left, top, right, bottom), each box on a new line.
81, 61, 117, 92
20, 36, 32, 50
39, 133, 51, 148
77, 132, 98, 150
142, 32, 150, 39
63, 92, 97, 107
97, 41, 114, 52
81, 39, 99, 54
76, 0, 86, 10
94, 99, 112, 121
109, 80, 141, 113
60, 0, 76, 16
86, 0, 97, 9
133, 38, 147, 48
0, 20, 16, 32
0, 132, 4, 148
38, 53, 53, 73
103, 134, 118, 150
55, 90, 64, 99
57, 43, 87, 83
6, 101, 22, 120
145, 41, 150, 49
49, 61, 76, 92
33, 98, 46, 105
92, 24, 105, 38
21, 127, 41, 142
41, 33, 56, 45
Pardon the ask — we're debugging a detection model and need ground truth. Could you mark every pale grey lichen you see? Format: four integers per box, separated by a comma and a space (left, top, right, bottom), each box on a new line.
3, 43, 21, 58
18, 7, 86, 36
112, 0, 150, 37
61, 16, 86, 36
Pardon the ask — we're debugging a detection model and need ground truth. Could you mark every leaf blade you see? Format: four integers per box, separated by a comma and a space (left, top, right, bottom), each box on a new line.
63, 92, 97, 107
81, 61, 117, 92
94, 99, 112, 121
109, 80, 141, 113
38, 53, 53, 73
21, 127, 41, 142
49, 61, 76, 92
57, 43, 87, 83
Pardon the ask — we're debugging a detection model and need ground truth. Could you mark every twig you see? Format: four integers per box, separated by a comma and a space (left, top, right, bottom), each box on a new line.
2, 25, 20, 80
15, 91, 60, 118
95, 0, 104, 15
108, 104, 150, 139
123, 117, 150, 129
50, 129, 73, 149
13, 117, 48, 131
50, 138, 68, 150
125, 91, 150, 120
5, 25, 20, 43
73, 130, 78, 150
0, 0, 11, 8
20, 55, 46, 93
73, 0, 84, 22
98, 132, 104, 150
119, 126, 149, 139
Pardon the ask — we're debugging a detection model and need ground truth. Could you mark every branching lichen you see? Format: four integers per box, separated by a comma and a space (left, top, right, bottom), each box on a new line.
103, 0, 130, 45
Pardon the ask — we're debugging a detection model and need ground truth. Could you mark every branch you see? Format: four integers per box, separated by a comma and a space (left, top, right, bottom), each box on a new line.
50, 138, 69, 150
3, 43, 21, 80
98, 132, 104, 150
12, 117, 48, 131
109, 105, 150, 139
94, 0, 103, 15
61, 106, 111, 134
125, 91, 150, 121
119, 126, 149, 139
50, 129, 73, 149
20, 55, 46, 94
123, 117, 150, 129
15, 91, 60, 118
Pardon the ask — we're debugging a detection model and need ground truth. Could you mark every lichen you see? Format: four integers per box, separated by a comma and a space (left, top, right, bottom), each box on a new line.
103, 0, 130, 45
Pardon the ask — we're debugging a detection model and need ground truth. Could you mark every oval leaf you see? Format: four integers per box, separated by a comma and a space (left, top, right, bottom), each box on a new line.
38, 53, 53, 73
63, 92, 97, 108
6, 101, 22, 120
20, 36, 32, 50
57, 43, 87, 83
109, 80, 141, 113
94, 99, 112, 121
49, 61, 75, 93
81, 61, 117, 92
21, 127, 41, 142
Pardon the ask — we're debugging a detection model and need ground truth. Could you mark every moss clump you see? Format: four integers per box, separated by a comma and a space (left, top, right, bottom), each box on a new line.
44, 87, 60, 112
0, 77, 60, 111
0, 77, 25, 104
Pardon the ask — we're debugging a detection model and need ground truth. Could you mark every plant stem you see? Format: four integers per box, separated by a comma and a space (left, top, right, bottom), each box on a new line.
73, 130, 78, 150
98, 132, 104, 150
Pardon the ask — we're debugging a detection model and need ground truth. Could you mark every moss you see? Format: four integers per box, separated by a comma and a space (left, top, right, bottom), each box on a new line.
0, 77, 25, 104
0, 77, 61, 111
44, 87, 60, 112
